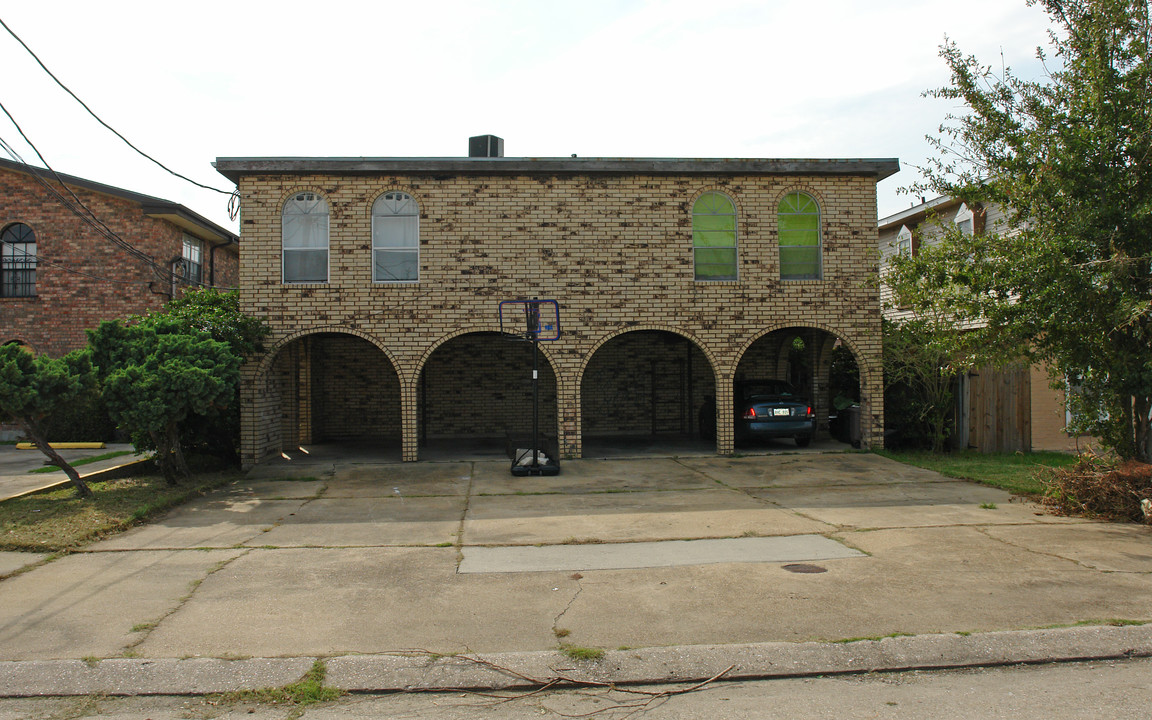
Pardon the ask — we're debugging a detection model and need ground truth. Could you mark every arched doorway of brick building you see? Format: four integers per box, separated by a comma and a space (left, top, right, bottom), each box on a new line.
417, 332, 558, 460
268, 332, 402, 460
729, 327, 861, 450
580, 330, 716, 457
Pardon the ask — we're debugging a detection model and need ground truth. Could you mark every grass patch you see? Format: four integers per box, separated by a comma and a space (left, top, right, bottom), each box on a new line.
560, 645, 605, 661
876, 449, 1080, 495
979, 502, 997, 510
29, 450, 135, 474
0, 470, 240, 551
1036, 619, 1147, 630
832, 632, 915, 644
218, 660, 343, 708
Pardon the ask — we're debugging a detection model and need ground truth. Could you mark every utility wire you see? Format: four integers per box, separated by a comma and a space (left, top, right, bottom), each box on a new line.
0, 15, 234, 197
0, 107, 174, 282
0, 224, 150, 286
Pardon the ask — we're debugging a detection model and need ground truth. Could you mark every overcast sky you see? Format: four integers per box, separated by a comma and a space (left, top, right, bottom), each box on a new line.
0, 1, 1056, 232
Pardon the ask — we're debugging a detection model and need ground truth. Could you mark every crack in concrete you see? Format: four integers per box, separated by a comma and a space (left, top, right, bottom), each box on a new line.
672, 457, 833, 528
552, 576, 584, 633
454, 462, 476, 570
119, 548, 252, 657
969, 524, 1150, 574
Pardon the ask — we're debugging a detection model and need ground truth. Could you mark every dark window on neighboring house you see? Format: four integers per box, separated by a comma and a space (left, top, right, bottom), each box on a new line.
1, 223, 37, 297
182, 235, 204, 285
372, 192, 419, 282
692, 191, 738, 281
282, 192, 329, 283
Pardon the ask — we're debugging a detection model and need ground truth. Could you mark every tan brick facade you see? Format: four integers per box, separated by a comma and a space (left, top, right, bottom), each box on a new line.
217, 157, 896, 466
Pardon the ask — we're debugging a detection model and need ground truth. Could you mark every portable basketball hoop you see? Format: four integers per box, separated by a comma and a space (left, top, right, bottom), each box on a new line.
499, 299, 561, 476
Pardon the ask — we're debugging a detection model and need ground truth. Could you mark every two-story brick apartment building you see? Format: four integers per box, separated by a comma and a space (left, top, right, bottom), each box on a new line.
0, 158, 240, 356
216, 140, 897, 466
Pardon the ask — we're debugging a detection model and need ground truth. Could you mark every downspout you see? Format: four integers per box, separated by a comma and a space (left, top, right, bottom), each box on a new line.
208, 236, 237, 287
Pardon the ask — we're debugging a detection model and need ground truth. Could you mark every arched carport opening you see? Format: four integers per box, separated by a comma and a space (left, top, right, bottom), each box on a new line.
581, 330, 715, 456
417, 332, 558, 459
267, 332, 402, 459
732, 327, 862, 449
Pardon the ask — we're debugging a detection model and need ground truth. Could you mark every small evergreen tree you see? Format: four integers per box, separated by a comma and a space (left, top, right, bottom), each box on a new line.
0, 345, 95, 498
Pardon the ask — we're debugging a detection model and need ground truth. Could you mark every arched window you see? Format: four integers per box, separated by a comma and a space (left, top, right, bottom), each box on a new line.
1, 223, 37, 297
372, 192, 419, 282
282, 192, 329, 283
692, 191, 738, 281
954, 203, 974, 235
896, 225, 914, 256
778, 192, 821, 280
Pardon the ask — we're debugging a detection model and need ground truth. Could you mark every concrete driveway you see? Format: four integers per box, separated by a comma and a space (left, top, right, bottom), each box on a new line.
0, 451, 1149, 694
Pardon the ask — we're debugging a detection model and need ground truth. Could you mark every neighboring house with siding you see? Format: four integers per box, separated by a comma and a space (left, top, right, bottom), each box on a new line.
0, 157, 240, 357
215, 137, 898, 467
878, 195, 1082, 453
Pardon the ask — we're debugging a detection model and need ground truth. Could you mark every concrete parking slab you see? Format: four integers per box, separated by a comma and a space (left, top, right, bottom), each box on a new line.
680, 453, 954, 489
251, 495, 466, 547
471, 457, 714, 495
2, 450, 1150, 696
749, 481, 1067, 529
463, 489, 831, 545
980, 523, 1152, 573
0, 550, 244, 660
86, 498, 310, 551
223, 477, 326, 500
134, 547, 565, 658
326, 462, 472, 497
459, 535, 864, 573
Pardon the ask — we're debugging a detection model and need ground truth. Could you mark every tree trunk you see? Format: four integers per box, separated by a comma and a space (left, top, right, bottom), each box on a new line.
166, 421, 191, 480
17, 419, 93, 499
149, 428, 180, 486
1135, 396, 1151, 464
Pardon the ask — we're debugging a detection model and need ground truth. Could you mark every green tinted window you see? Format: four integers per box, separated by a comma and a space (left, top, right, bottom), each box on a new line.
692, 192, 737, 281
778, 192, 821, 279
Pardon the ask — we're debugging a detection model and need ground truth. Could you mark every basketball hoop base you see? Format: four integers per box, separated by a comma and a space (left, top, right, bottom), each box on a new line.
511, 462, 561, 477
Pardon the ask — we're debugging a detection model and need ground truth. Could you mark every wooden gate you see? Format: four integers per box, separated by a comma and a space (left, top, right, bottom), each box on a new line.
966, 365, 1031, 452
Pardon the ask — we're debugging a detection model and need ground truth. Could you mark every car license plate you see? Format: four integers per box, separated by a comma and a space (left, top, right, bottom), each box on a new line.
773, 408, 790, 416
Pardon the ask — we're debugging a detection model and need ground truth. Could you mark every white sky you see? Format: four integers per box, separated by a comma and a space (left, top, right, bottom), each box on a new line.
0, 0, 1055, 232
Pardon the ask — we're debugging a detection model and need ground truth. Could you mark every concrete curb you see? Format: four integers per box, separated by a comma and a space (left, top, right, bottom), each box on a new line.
1, 625, 1148, 697
0, 457, 151, 502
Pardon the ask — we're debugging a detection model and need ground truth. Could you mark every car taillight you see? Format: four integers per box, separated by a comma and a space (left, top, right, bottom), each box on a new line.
806, 406, 814, 417
743, 408, 757, 419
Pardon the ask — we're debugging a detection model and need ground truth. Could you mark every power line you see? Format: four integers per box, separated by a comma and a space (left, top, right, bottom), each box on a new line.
0, 15, 235, 197
0, 109, 173, 282
0, 225, 151, 287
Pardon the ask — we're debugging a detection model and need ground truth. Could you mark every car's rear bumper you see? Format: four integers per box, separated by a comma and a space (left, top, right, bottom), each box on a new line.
740, 419, 816, 438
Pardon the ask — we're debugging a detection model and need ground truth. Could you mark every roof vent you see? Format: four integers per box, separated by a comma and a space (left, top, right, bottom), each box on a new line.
469, 135, 504, 158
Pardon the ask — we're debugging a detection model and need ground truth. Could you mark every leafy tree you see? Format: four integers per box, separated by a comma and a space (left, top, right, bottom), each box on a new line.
87, 318, 240, 484
911, 0, 1152, 461
882, 236, 1003, 450
158, 288, 267, 357
0, 344, 95, 498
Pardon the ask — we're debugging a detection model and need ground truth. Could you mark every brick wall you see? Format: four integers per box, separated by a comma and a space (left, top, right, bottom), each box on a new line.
0, 167, 240, 356
234, 170, 885, 464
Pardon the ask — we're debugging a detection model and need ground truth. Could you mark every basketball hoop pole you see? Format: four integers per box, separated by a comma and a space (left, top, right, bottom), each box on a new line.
498, 297, 560, 475
528, 300, 541, 468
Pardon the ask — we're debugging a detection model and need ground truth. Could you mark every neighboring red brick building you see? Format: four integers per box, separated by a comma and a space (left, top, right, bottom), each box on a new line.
0, 158, 239, 357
